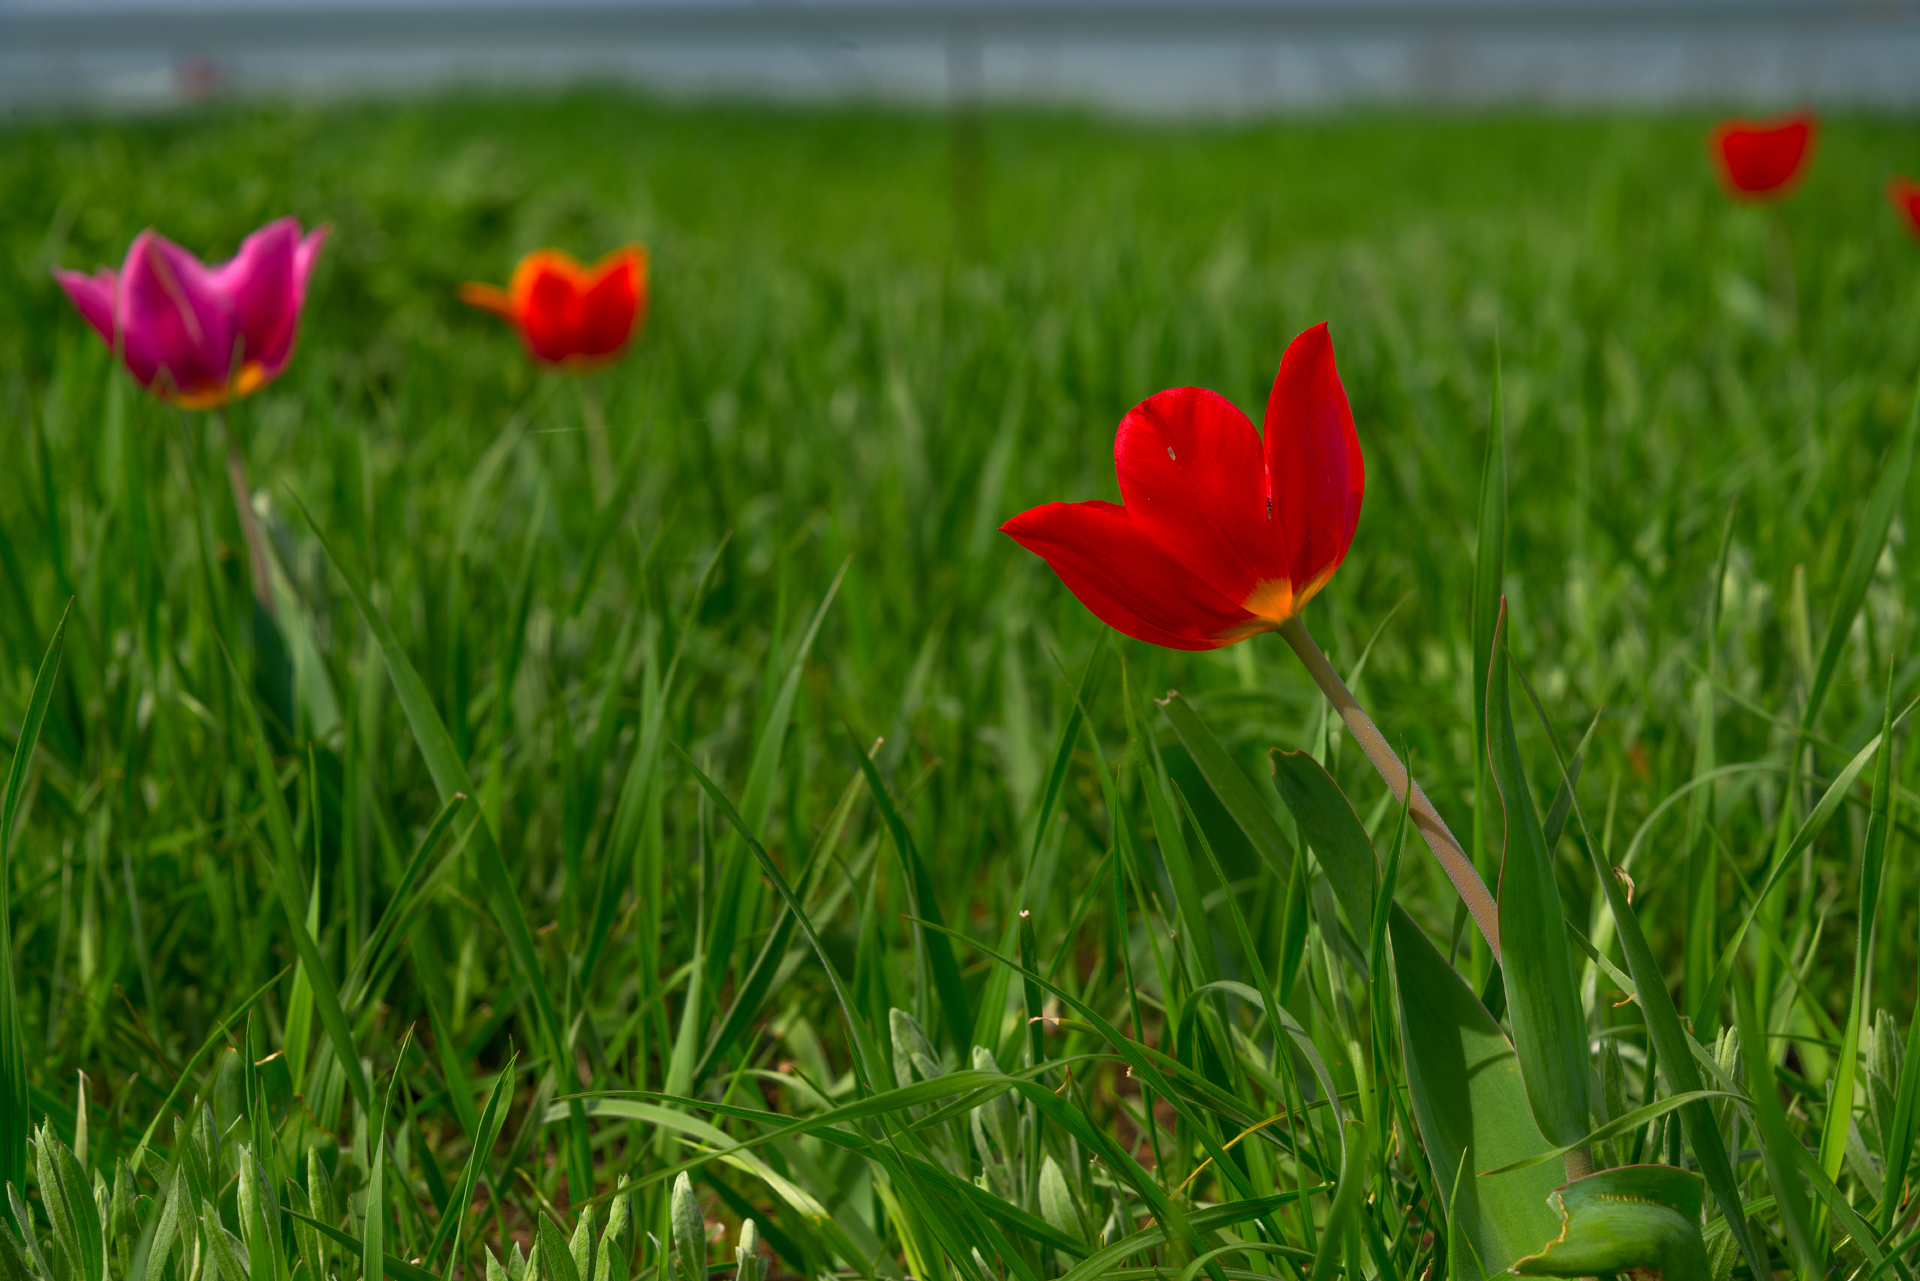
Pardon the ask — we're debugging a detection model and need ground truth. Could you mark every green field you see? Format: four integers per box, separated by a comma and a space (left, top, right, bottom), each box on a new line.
3, 92, 1920, 1280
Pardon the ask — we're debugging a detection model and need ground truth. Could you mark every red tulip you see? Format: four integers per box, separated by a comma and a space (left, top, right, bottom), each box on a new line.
1002, 323, 1363, 650
1709, 113, 1816, 201
52, 217, 328, 410
1890, 177, 1920, 241
460, 246, 648, 369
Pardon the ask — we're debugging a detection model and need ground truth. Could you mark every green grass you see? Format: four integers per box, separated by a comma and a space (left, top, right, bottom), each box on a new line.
3, 89, 1920, 1279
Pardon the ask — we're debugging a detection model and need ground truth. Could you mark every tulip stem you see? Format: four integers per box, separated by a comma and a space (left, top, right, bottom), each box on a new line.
579, 382, 614, 510
221, 421, 275, 618
1278, 615, 1501, 962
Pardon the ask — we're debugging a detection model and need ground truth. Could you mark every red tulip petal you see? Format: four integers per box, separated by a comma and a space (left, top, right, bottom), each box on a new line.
52, 266, 117, 347
1890, 176, 1920, 241
1711, 113, 1815, 199
1264, 323, 1364, 610
1113, 386, 1279, 612
459, 281, 516, 319
521, 263, 581, 364
575, 251, 641, 358
1002, 500, 1263, 650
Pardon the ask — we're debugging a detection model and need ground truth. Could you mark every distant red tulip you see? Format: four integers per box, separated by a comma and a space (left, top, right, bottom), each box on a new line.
1002, 323, 1363, 650
1709, 113, 1816, 201
460, 246, 648, 369
52, 217, 327, 409
1890, 177, 1920, 240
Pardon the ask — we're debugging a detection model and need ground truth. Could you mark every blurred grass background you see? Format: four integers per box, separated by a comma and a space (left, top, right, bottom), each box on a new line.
2, 91, 1920, 1276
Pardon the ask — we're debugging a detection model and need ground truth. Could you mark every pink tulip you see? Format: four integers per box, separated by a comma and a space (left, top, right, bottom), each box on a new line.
53, 217, 328, 410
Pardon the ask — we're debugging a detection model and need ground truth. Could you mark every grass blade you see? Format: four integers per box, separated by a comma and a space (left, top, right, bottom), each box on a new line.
1157, 690, 1292, 880
294, 494, 584, 1192
1470, 339, 1507, 982
1803, 374, 1920, 733
221, 640, 372, 1116
1486, 603, 1590, 1153
0, 601, 66, 1201
671, 737, 882, 1093
1511, 661, 1768, 1279
1817, 664, 1896, 1252
846, 724, 973, 1058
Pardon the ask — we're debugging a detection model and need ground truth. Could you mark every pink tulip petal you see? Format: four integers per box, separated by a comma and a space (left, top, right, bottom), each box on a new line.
52, 267, 118, 347
211, 217, 301, 378
118, 230, 237, 399
294, 225, 329, 300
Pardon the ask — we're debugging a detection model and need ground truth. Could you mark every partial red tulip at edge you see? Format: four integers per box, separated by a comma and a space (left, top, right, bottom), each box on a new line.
1709, 113, 1816, 201
52, 216, 328, 410
1890, 177, 1920, 241
1000, 323, 1502, 959
461, 246, 649, 370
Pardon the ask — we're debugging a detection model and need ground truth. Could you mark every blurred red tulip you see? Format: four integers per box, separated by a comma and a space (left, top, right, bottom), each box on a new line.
1002, 323, 1363, 651
1709, 113, 1816, 201
1890, 177, 1920, 240
461, 246, 648, 369
52, 217, 327, 409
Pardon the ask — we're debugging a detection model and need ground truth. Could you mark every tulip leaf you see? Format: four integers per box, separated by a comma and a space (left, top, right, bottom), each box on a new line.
1266, 750, 1561, 1272
1157, 690, 1294, 881
1268, 750, 1372, 933
1511, 1165, 1711, 1281
1389, 908, 1564, 1272
1487, 602, 1590, 1149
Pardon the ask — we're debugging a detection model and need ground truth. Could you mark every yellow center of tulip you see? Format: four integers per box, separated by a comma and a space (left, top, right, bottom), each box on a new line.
171, 361, 269, 411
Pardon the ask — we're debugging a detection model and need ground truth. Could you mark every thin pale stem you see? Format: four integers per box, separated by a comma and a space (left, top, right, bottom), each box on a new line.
579, 381, 614, 509
1278, 615, 1502, 962
1563, 1145, 1593, 1184
221, 416, 275, 618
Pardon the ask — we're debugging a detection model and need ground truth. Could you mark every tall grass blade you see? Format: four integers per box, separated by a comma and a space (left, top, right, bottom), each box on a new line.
672, 738, 881, 1091
221, 641, 372, 1115
295, 497, 584, 1192
1803, 376, 1919, 733
1470, 340, 1507, 983
0, 602, 66, 1203
1158, 691, 1292, 879
1818, 664, 1895, 1251
1512, 664, 1767, 1279
1882, 960, 1920, 1232
847, 725, 972, 1057
1486, 603, 1590, 1152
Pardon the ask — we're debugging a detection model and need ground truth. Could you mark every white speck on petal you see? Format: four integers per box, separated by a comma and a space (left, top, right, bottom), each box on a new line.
1167, 447, 1176, 461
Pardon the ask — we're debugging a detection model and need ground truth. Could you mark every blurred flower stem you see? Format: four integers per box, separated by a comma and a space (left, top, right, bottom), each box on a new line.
579, 380, 614, 509
218, 411, 275, 617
